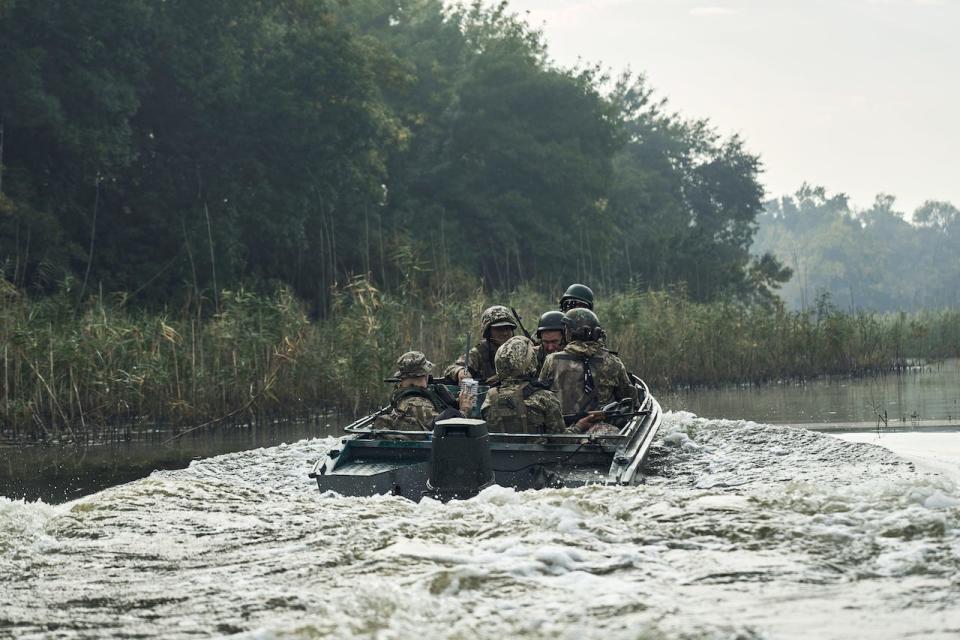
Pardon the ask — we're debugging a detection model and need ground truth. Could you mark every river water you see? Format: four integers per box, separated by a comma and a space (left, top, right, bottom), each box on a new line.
3, 410, 960, 639
665, 359, 960, 427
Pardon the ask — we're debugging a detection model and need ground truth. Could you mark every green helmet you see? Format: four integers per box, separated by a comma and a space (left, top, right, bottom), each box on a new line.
536, 310, 566, 338
480, 305, 517, 337
559, 283, 594, 312
562, 308, 604, 342
494, 336, 537, 379
388, 350, 434, 380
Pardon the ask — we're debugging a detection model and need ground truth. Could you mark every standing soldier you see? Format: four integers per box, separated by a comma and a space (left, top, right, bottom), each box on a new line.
481, 337, 565, 434
374, 351, 472, 432
444, 305, 517, 385
539, 309, 637, 433
534, 310, 566, 376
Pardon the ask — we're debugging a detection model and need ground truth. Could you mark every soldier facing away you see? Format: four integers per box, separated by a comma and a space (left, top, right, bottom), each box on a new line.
481, 336, 565, 434
539, 308, 638, 432
374, 351, 472, 432
444, 305, 517, 385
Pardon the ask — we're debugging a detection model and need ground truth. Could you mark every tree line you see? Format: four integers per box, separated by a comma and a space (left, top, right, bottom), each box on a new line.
755, 185, 960, 312
0, 0, 790, 312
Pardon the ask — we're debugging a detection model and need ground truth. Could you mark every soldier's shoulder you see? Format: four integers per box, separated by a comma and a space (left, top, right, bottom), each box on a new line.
601, 348, 626, 366
527, 387, 560, 409
398, 394, 435, 411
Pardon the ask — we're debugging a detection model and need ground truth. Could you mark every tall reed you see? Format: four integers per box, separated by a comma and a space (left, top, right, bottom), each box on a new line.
2, 276, 958, 442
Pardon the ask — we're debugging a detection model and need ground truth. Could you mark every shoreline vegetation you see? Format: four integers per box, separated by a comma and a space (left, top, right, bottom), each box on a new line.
3, 277, 958, 444
6, 2, 958, 449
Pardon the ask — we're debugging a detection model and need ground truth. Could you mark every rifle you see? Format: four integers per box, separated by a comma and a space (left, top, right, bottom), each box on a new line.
563, 398, 648, 429
510, 307, 532, 341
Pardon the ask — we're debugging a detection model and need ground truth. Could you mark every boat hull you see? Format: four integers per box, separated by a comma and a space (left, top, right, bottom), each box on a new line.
310, 378, 662, 501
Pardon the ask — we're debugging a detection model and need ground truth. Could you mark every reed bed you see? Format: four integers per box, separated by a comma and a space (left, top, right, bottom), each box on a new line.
2, 277, 959, 443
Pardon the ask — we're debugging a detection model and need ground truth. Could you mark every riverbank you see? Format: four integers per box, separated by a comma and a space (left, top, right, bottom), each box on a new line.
3, 279, 959, 443
5, 357, 958, 503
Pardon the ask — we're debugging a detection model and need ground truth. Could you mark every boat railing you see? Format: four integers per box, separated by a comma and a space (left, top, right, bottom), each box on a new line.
339, 429, 628, 444
346, 376, 654, 436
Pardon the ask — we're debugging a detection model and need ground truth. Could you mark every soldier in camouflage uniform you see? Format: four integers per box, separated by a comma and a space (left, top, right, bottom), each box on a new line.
534, 310, 566, 376
539, 308, 637, 434
444, 305, 517, 385
481, 336, 565, 434
373, 351, 469, 432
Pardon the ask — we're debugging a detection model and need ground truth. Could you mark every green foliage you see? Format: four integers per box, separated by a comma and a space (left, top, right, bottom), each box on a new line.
3, 278, 959, 441
755, 185, 960, 311
1, 0, 775, 309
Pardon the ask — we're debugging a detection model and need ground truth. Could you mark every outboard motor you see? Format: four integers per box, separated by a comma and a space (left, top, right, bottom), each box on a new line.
426, 418, 494, 501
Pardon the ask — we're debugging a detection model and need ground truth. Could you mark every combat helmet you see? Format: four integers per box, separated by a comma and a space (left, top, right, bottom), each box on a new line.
559, 283, 594, 312
480, 305, 517, 338
494, 336, 537, 379
387, 350, 434, 381
562, 308, 604, 342
536, 310, 566, 338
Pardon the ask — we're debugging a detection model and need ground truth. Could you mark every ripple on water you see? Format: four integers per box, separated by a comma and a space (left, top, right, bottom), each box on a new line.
1, 418, 959, 639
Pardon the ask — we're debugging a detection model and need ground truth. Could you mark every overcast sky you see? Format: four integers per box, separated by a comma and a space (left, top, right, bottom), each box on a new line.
506, 0, 958, 214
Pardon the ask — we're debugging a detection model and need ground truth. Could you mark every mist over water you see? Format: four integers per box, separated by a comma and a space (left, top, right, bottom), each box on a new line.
2, 414, 959, 639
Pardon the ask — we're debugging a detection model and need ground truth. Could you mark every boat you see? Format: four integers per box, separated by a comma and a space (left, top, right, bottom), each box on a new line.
309, 375, 662, 501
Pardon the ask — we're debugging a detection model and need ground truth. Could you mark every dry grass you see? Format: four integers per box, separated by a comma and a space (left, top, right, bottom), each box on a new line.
2, 277, 958, 442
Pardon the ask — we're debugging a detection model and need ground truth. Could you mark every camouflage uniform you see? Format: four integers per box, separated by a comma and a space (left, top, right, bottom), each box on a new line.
539, 342, 637, 417
373, 351, 452, 432
481, 336, 564, 434
443, 339, 500, 384
444, 305, 516, 384
534, 344, 548, 378
373, 386, 449, 431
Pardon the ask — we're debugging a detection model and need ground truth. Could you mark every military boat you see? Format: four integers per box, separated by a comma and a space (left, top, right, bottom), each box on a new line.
309, 375, 662, 501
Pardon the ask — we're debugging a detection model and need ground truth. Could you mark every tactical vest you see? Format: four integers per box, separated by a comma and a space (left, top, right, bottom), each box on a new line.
391, 385, 449, 413
551, 353, 604, 413
486, 379, 551, 434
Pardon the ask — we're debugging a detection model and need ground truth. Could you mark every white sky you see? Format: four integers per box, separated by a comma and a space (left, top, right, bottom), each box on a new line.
505, 0, 959, 214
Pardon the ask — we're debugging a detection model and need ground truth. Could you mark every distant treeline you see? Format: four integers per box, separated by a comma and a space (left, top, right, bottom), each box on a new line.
755, 185, 960, 312
1, 0, 790, 311
3, 279, 958, 442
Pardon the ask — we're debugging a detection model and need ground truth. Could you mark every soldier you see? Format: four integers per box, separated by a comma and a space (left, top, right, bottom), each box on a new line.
481, 336, 565, 434
373, 351, 472, 432
539, 308, 638, 433
559, 283, 612, 348
444, 305, 517, 384
559, 283, 594, 312
534, 310, 566, 376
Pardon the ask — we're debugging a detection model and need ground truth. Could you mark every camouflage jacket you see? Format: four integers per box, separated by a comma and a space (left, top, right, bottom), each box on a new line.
443, 339, 499, 384
534, 343, 547, 378
480, 378, 564, 434
372, 385, 447, 431
539, 341, 637, 416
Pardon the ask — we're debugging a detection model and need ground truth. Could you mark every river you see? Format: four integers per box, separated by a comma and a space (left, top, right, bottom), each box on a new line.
2, 365, 959, 638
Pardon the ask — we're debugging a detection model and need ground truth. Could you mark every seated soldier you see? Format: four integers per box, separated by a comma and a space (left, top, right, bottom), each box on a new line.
559, 283, 594, 312
374, 351, 472, 432
539, 308, 638, 434
534, 310, 566, 376
444, 305, 516, 385
481, 336, 565, 434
